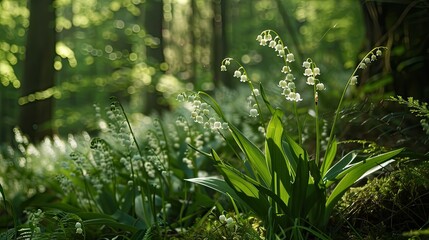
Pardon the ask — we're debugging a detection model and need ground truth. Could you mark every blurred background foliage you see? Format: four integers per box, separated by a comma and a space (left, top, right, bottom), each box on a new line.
0, 0, 428, 143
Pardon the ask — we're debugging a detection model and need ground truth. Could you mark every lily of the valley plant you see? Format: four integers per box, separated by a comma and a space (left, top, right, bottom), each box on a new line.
182, 30, 403, 238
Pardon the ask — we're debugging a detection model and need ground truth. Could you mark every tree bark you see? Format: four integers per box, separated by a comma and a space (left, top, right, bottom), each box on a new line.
19, 0, 56, 142
143, 0, 168, 115
212, 0, 230, 87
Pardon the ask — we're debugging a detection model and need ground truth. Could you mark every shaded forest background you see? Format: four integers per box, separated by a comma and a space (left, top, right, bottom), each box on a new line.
0, 0, 428, 143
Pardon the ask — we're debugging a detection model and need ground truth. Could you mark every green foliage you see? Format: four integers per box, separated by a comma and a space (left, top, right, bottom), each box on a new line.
178, 209, 263, 240
0, 96, 223, 238
390, 96, 429, 138
335, 160, 429, 239
184, 29, 403, 238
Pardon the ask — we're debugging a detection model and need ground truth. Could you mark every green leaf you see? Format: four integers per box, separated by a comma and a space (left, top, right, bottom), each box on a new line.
185, 176, 242, 203
228, 124, 271, 186
265, 110, 291, 204
322, 150, 359, 185
321, 139, 337, 177
325, 148, 403, 214
259, 83, 275, 115
200, 91, 271, 186
198, 91, 226, 120
289, 154, 309, 219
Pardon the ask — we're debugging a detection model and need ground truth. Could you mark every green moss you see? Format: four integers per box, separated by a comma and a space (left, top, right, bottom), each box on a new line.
332, 160, 429, 239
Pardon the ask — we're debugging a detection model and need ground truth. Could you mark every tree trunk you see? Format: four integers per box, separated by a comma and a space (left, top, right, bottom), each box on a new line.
212, 0, 230, 88
19, 0, 56, 142
143, 0, 168, 115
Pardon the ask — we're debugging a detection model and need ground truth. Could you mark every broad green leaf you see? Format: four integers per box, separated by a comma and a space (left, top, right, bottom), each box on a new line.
265, 110, 291, 204
282, 134, 307, 177
322, 151, 359, 185
325, 148, 403, 214
199, 91, 226, 120
228, 124, 271, 186
289, 154, 309, 219
200, 91, 271, 186
321, 138, 337, 176
185, 176, 232, 194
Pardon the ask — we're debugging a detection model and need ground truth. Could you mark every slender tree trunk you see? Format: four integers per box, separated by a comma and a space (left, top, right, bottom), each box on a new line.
19, 0, 56, 142
212, 0, 230, 87
143, 0, 168, 115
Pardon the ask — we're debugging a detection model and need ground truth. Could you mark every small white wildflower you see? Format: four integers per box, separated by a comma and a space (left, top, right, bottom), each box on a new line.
249, 108, 259, 117
286, 73, 295, 81
76, 228, 83, 234
220, 65, 227, 71
294, 92, 303, 102
313, 67, 320, 76
287, 82, 295, 89
269, 40, 276, 48
304, 68, 313, 76
193, 100, 201, 107
302, 60, 311, 68
195, 115, 203, 123
224, 58, 231, 65
265, 33, 272, 41
364, 57, 371, 64
358, 62, 367, 69
371, 54, 377, 61
212, 121, 222, 130
281, 66, 291, 73
376, 49, 382, 56
316, 83, 325, 91
233, 70, 242, 78
279, 80, 288, 88
287, 92, 296, 101
282, 88, 291, 96
176, 93, 185, 102
240, 74, 248, 82
306, 76, 315, 85
253, 88, 260, 96
256, 34, 262, 42
350, 75, 358, 85
225, 217, 235, 227
219, 214, 226, 222
286, 53, 295, 62
275, 44, 283, 52
278, 49, 285, 57
75, 222, 82, 229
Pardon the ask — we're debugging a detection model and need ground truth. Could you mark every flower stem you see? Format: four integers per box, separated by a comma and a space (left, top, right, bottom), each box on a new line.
315, 92, 321, 165
322, 47, 387, 165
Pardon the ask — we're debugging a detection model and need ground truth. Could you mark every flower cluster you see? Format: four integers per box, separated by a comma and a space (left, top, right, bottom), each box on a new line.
220, 58, 263, 117
177, 93, 228, 132
302, 58, 325, 102
75, 222, 83, 234
351, 48, 384, 85
219, 214, 235, 228
221, 58, 249, 83
256, 30, 302, 102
